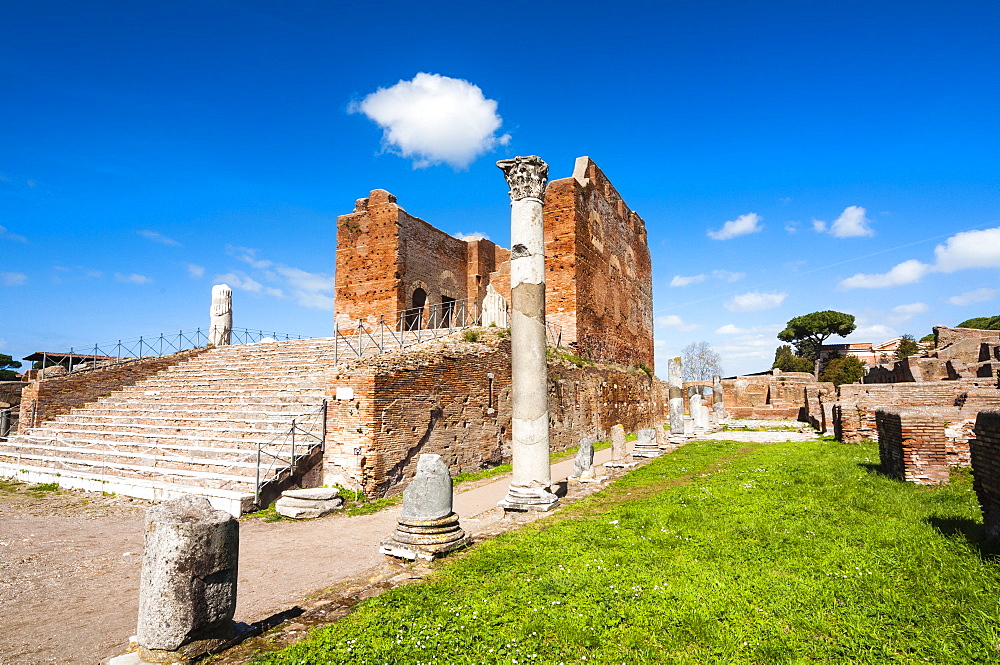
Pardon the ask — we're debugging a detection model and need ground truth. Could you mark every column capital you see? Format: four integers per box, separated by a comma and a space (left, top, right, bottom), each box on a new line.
497, 155, 549, 202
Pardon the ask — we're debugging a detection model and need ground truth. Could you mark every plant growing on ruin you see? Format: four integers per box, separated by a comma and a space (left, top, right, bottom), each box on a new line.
462, 330, 481, 343
777, 310, 856, 377
819, 354, 866, 386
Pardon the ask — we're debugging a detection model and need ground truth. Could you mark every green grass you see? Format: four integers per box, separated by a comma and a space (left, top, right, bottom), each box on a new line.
29, 482, 60, 493
454, 442, 613, 486
251, 439, 1000, 664
345, 494, 402, 516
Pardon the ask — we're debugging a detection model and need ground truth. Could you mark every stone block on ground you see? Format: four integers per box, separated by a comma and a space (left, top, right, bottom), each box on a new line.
136, 494, 239, 655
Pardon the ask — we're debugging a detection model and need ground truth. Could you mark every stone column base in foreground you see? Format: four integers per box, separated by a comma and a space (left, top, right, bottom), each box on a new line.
499, 485, 560, 511
380, 512, 470, 561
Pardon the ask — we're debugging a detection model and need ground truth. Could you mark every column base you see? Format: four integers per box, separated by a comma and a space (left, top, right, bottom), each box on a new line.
380, 512, 470, 561
499, 485, 559, 512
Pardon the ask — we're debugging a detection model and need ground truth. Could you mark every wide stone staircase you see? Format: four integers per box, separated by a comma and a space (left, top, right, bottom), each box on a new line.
0, 335, 416, 515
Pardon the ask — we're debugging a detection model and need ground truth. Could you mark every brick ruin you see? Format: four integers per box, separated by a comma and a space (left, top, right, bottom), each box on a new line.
875, 407, 973, 485
335, 156, 654, 369
2, 157, 661, 509
971, 409, 1000, 541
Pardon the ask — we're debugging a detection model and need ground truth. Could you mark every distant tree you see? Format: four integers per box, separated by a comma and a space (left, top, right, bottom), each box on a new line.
777, 310, 857, 377
0, 354, 22, 381
819, 354, 867, 386
681, 341, 722, 381
956, 315, 1000, 330
895, 334, 920, 359
772, 345, 813, 373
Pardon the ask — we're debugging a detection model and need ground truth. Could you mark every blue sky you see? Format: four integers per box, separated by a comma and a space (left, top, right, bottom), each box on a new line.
2, 1, 998, 377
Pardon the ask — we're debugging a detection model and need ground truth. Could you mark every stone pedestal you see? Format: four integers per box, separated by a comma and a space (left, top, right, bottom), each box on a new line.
712, 374, 727, 423
656, 425, 676, 452
604, 424, 636, 468
683, 416, 695, 437
497, 156, 558, 512
632, 427, 661, 458
569, 438, 603, 483
668, 357, 688, 444
381, 454, 469, 560
136, 495, 239, 660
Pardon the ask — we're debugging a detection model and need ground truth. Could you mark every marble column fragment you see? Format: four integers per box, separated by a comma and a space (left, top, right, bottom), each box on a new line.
668, 357, 687, 443
496, 156, 558, 512
713, 375, 727, 423
570, 438, 600, 482
604, 424, 637, 468
691, 392, 706, 434
136, 495, 238, 658
380, 454, 469, 560
208, 284, 233, 346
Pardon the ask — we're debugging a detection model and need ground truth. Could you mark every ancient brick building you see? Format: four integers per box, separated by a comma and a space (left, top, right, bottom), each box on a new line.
334, 157, 654, 369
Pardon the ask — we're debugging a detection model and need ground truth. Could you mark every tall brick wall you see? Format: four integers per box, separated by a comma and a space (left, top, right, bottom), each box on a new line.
543, 157, 654, 369
719, 372, 830, 421
876, 407, 961, 485
334, 158, 654, 371
319, 332, 663, 496
17, 347, 210, 427
971, 409, 1000, 541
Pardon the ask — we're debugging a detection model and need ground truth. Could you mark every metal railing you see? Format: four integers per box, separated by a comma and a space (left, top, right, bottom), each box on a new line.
30, 297, 563, 379
0, 407, 17, 439
30, 327, 309, 378
254, 400, 327, 504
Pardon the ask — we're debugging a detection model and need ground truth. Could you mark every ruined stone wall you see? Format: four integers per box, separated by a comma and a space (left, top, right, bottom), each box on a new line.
720, 373, 829, 420
971, 409, 1000, 541
17, 348, 210, 427
542, 157, 654, 369
935, 325, 1000, 348
876, 407, 962, 485
0, 381, 25, 407
833, 381, 990, 443
320, 332, 663, 496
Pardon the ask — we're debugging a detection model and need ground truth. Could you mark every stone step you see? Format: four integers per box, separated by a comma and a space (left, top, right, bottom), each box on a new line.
34, 418, 310, 438
16, 424, 315, 446
4, 437, 250, 459
97, 391, 326, 404
53, 412, 307, 429
0, 439, 261, 473
0, 461, 255, 516
63, 404, 323, 419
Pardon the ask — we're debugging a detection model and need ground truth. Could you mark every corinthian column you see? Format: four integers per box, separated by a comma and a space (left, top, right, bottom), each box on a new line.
496, 156, 558, 512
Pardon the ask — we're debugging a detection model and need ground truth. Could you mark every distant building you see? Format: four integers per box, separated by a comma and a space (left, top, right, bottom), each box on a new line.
819, 337, 904, 368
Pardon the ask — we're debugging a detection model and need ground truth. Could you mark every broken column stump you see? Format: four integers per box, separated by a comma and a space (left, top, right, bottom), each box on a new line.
136, 494, 239, 662
632, 427, 661, 458
381, 454, 469, 561
604, 424, 636, 468
569, 438, 603, 483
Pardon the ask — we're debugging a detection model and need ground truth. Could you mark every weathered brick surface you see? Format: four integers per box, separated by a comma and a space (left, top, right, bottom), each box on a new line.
970, 409, 1000, 541
876, 407, 963, 485
320, 333, 663, 496
333, 157, 654, 370
833, 381, 992, 443
17, 348, 210, 427
935, 326, 1000, 348
718, 372, 830, 421
0, 381, 25, 407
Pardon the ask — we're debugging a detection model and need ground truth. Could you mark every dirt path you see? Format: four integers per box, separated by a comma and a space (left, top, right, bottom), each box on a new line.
0, 446, 618, 665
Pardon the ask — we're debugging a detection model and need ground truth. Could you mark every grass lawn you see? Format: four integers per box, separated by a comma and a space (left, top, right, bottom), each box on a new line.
250, 438, 1000, 664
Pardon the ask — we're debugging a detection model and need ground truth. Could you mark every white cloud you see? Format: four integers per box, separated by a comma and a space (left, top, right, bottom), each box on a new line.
707, 212, 762, 240
829, 206, 874, 238
217, 271, 262, 292
948, 288, 999, 306
138, 230, 181, 247
186, 264, 205, 279
715, 323, 781, 335
891, 302, 929, 317
655, 315, 700, 332
932, 227, 1000, 272
670, 274, 706, 287
839, 259, 930, 289
454, 231, 490, 241
0, 225, 27, 243
350, 72, 511, 169
712, 269, 745, 282
784, 221, 799, 233
115, 272, 152, 285
724, 291, 786, 312
1, 272, 27, 286
275, 266, 334, 309
228, 245, 273, 269
812, 219, 827, 233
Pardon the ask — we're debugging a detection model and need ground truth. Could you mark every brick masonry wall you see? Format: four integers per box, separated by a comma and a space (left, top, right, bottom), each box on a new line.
543, 158, 654, 369
320, 332, 663, 496
834, 382, 976, 443
876, 407, 957, 485
935, 326, 1000, 348
0, 381, 25, 407
17, 347, 210, 427
971, 409, 1000, 541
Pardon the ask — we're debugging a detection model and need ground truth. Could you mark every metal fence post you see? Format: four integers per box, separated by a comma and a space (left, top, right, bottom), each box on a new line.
255, 443, 262, 504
